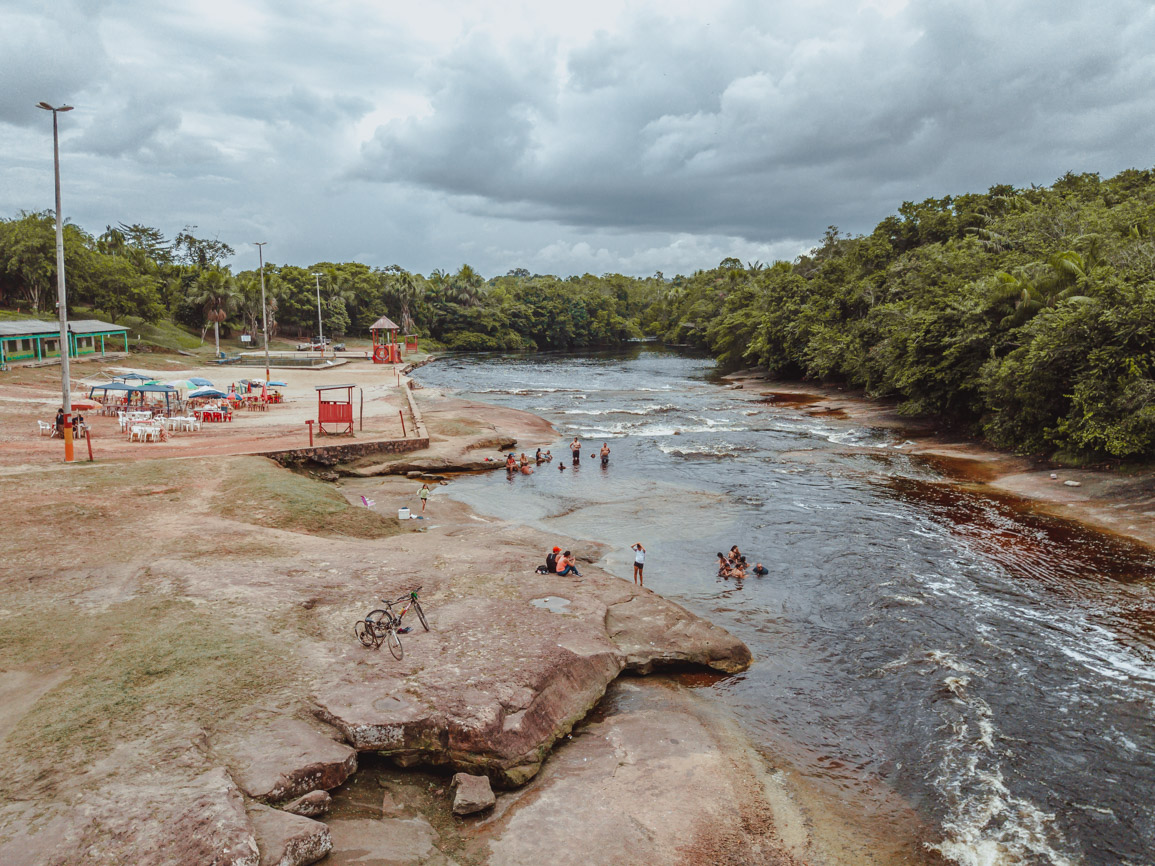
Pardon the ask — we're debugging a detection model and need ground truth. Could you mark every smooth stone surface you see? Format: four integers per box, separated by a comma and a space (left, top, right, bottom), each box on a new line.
324, 816, 438, 865
214, 718, 357, 801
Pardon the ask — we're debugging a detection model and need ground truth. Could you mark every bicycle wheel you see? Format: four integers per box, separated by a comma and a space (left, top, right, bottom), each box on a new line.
365, 609, 390, 640
386, 625, 404, 660
355, 620, 378, 648
413, 599, 429, 631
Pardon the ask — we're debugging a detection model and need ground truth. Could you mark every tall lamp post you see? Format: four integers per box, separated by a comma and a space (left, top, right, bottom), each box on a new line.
254, 242, 269, 387
37, 101, 75, 463
311, 272, 325, 355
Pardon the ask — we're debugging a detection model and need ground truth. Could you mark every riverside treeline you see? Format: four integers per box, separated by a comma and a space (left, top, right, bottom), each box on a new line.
1, 169, 1152, 461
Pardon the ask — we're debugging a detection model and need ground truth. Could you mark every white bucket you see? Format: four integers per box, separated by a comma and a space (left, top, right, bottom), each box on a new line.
398, 507, 410, 520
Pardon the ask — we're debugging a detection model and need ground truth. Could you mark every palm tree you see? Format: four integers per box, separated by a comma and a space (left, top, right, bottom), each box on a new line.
448, 264, 485, 307
384, 265, 422, 334
193, 268, 238, 356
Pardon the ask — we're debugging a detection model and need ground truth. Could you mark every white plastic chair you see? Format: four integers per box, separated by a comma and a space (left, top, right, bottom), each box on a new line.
38, 421, 53, 436
129, 425, 145, 442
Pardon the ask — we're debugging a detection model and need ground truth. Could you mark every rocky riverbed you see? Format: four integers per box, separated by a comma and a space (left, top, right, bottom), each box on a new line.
0, 393, 808, 866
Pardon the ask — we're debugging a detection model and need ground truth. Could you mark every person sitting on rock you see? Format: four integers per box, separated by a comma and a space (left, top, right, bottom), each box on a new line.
546, 546, 560, 573
556, 550, 582, 577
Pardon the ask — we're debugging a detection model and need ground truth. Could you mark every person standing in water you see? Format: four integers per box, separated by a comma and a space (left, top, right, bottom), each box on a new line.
631, 542, 645, 585
600, 442, 611, 467
570, 437, 581, 465
418, 483, 430, 513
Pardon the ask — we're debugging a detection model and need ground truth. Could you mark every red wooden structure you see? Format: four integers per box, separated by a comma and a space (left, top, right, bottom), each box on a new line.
315, 384, 354, 435
404, 333, 419, 351
370, 315, 402, 364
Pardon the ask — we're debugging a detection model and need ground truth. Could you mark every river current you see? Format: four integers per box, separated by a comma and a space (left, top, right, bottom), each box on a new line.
414, 346, 1155, 866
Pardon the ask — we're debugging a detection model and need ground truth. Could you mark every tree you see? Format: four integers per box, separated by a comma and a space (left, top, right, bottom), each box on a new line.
192, 268, 237, 355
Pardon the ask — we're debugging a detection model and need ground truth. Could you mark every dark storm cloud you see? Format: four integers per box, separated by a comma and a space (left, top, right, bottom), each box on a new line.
3, 0, 1154, 277
354, 0, 1155, 243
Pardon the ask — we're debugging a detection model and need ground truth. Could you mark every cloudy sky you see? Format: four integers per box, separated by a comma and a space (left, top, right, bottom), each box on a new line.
2, 0, 1153, 277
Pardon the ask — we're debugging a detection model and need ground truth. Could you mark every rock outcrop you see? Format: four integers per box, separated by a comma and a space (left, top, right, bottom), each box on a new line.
311, 537, 752, 787
213, 719, 357, 802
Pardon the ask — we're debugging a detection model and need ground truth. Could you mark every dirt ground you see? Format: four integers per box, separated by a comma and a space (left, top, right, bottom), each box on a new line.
0, 361, 943, 865
725, 371, 1155, 550
0, 354, 419, 470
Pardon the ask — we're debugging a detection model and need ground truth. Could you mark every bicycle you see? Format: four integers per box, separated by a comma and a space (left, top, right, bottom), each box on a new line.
355, 586, 429, 659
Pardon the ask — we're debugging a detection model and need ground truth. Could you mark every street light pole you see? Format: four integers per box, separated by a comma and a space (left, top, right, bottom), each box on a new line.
254, 242, 269, 385
38, 101, 75, 463
311, 272, 324, 356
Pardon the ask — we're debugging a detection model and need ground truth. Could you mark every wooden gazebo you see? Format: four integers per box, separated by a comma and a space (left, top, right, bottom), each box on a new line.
369, 315, 402, 364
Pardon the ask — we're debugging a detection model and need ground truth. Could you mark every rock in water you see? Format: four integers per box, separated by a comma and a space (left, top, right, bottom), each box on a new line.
452, 773, 496, 815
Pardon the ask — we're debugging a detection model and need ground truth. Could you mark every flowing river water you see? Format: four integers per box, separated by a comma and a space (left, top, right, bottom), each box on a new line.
413, 346, 1155, 866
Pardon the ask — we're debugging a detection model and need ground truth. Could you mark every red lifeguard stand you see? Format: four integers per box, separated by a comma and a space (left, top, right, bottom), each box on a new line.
370, 315, 402, 364
315, 384, 354, 435
404, 333, 419, 352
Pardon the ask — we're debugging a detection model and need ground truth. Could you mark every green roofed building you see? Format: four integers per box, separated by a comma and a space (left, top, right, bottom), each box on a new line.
0, 318, 130, 367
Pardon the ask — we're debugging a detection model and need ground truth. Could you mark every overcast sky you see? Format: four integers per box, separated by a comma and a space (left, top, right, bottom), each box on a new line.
2, 0, 1153, 277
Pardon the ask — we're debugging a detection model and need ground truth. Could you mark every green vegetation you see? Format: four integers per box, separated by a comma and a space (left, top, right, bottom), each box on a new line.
647, 170, 1155, 462
3, 166, 1152, 460
0, 595, 286, 774
214, 457, 403, 538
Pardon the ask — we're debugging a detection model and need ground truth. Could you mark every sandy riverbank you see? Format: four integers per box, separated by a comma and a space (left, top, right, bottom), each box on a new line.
724, 371, 1155, 551
0, 373, 946, 866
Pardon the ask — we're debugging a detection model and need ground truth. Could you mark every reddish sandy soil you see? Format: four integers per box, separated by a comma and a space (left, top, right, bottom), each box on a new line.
0, 355, 419, 470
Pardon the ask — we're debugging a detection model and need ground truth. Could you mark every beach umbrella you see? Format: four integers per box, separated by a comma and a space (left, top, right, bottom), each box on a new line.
114, 372, 152, 383
189, 377, 214, 387
188, 387, 229, 399
267, 380, 287, 387
164, 379, 199, 391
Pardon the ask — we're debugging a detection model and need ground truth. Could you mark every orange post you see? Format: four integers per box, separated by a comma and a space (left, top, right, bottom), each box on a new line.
399, 409, 407, 437
63, 415, 74, 463
86, 425, 94, 461
306, 419, 314, 446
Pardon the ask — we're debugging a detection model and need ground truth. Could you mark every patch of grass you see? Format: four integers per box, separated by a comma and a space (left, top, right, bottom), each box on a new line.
0, 594, 288, 775
214, 457, 402, 538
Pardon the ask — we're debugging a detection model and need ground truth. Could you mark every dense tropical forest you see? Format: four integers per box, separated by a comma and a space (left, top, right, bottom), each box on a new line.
1, 168, 1153, 460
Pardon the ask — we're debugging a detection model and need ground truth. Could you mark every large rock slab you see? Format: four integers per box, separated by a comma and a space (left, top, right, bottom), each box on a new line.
247, 804, 331, 866
325, 816, 438, 865
486, 680, 801, 866
604, 591, 753, 674
0, 765, 260, 866
312, 528, 751, 787
214, 718, 357, 801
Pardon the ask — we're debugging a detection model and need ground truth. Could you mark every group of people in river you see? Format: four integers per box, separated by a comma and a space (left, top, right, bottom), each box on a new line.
506, 437, 613, 476
717, 545, 768, 580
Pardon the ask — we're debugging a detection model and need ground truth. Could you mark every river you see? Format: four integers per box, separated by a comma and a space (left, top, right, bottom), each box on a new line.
413, 346, 1155, 866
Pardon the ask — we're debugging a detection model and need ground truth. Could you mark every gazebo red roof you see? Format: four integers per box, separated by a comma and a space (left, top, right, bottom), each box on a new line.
369, 315, 400, 331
